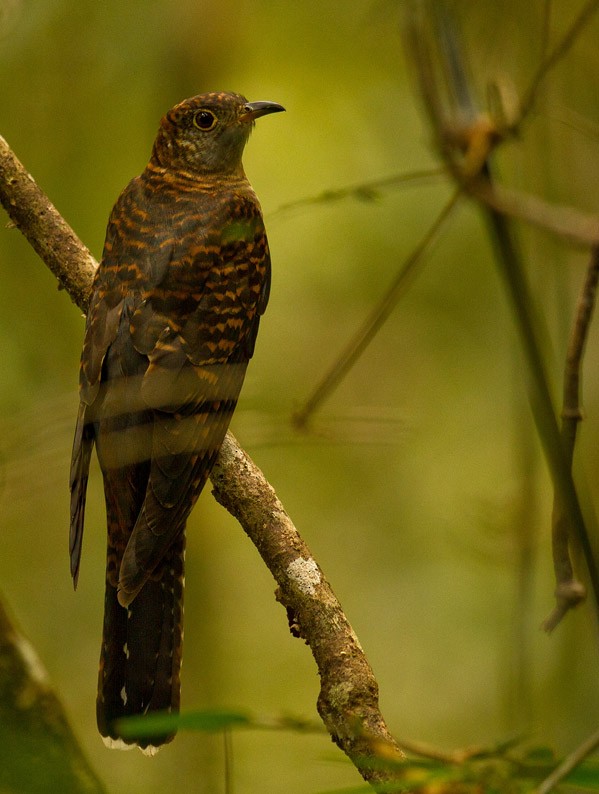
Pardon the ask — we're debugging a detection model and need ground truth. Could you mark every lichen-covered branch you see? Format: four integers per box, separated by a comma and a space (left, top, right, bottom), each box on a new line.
0, 133, 406, 791
210, 435, 405, 785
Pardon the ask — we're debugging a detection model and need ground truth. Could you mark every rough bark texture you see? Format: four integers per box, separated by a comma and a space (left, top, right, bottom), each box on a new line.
211, 434, 405, 784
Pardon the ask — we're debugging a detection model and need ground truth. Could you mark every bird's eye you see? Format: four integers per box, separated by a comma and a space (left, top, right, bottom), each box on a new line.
193, 110, 217, 131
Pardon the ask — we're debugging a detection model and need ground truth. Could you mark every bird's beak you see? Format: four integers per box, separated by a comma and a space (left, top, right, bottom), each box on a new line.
239, 101, 285, 122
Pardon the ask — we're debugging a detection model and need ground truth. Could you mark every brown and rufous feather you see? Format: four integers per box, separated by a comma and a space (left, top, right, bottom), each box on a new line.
69, 92, 284, 753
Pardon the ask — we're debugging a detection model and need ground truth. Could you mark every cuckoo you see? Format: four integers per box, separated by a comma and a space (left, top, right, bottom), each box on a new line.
69, 91, 284, 753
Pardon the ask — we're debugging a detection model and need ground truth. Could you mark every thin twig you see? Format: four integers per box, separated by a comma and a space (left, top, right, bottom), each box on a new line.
407, 0, 599, 632
293, 187, 461, 428
468, 179, 599, 248
518, 0, 599, 124
536, 726, 599, 794
0, 133, 407, 792
394, 737, 484, 765
542, 246, 599, 631
269, 167, 446, 221
286, 0, 599, 430
561, 247, 599, 462
483, 176, 599, 626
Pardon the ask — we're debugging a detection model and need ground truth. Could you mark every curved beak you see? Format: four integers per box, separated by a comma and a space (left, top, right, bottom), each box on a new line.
240, 101, 285, 122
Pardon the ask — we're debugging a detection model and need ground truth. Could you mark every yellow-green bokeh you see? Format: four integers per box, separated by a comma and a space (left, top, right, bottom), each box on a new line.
1, 1, 598, 792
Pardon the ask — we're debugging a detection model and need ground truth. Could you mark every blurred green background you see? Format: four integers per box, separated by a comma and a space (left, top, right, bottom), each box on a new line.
1, 1, 598, 792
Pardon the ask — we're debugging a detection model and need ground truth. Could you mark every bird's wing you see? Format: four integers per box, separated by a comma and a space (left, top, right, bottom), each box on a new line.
117, 196, 271, 605
69, 176, 169, 586
69, 234, 126, 586
79, 178, 156, 404
69, 402, 95, 586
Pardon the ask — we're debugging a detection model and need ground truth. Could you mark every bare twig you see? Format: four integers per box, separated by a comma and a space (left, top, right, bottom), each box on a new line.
467, 179, 599, 248
293, 188, 461, 428
518, 0, 599, 125
561, 247, 599, 467
542, 246, 599, 631
269, 167, 446, 221
407, 0, 599, 632
394, 737, 485, 765
283, 0, 599, 432
482, 180, 599, 621
536, 726, 599, 794
0, 133, 407, 791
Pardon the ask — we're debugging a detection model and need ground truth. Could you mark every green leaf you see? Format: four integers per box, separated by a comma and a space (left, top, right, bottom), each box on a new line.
117, 707, 250, 739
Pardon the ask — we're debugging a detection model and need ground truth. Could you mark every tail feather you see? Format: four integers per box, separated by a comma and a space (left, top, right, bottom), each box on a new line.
96, 532, 185, 751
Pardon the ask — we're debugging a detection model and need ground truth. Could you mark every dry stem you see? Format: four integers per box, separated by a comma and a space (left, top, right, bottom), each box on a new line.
407, 0, 599, 635
543, 247, 599, 631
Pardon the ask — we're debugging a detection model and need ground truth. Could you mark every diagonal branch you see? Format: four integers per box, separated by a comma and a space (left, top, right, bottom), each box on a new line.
210, 435, 405, 785
293, 188, 461, 428
536, 725, 599, 794
0, 134, 407, 791
518, 0, 599, 124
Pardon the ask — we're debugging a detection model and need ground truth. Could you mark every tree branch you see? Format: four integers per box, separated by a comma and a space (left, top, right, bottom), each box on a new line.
0, 135, 406, 790
210, 435, 404, 781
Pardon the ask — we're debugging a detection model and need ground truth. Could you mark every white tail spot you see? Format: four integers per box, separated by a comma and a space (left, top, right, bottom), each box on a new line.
102, 736, 136, 752
140, 744, 161, 757
101, 736, 161, 756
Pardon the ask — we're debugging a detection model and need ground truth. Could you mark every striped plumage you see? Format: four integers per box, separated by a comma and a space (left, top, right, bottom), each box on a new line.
69, 92, 284, 753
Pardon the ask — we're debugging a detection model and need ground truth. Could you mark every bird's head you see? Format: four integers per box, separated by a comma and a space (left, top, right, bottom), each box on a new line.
151, 91, 285, 176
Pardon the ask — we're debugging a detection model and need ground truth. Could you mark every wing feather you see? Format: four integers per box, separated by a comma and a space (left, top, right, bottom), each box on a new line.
75, 185, 271, 605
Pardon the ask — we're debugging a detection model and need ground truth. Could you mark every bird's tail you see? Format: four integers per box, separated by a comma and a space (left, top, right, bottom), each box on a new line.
96, 531, 185, 754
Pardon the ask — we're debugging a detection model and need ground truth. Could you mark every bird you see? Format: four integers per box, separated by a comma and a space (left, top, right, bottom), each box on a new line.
69, 91, 284, 754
